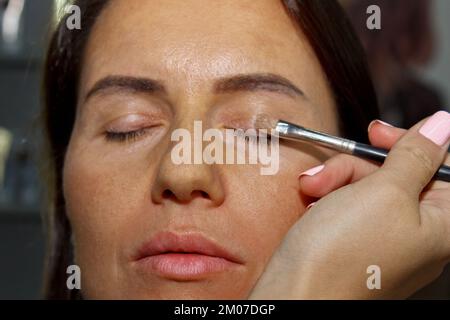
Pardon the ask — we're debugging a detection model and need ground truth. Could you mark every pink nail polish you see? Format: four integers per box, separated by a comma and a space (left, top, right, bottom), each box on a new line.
306, 202, 316, 210
368, 119, 393, 132
419, 111, 450, 146
375, 120, 393, 127
299, 164, 325, 178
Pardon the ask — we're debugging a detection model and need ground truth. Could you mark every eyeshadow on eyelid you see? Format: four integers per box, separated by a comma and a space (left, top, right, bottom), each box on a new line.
221, 118, 254, 130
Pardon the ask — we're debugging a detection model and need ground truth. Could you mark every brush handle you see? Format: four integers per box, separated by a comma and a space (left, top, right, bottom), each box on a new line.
353, 143, 450, 182
275, 120, 450, 182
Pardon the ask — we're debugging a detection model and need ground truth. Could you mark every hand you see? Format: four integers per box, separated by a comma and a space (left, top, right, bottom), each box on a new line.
249, 111, 450, 299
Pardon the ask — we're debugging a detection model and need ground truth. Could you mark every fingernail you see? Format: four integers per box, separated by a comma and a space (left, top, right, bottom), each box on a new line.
306, 202, 316, 210
368, 119, 393, 132
419, 111, 450, 146
299, 164, 325, 178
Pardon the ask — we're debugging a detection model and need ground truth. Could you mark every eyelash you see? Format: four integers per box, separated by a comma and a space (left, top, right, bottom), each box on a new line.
233, 129, 272, 144
105, 129, 149, 142
104, 127, 272, 144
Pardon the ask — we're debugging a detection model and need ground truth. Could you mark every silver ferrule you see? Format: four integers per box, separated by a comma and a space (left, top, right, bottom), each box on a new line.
275, 120, 356, 154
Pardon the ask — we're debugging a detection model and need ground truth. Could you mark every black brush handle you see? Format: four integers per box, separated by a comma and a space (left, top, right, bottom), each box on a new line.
353, 143, 450, 182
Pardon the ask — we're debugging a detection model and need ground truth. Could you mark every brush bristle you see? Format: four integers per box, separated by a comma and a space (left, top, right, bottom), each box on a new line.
255, 114, 278, 131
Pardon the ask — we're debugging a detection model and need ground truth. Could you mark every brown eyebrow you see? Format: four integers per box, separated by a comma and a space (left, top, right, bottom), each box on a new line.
85, 76, 166, 101
214, 73, 305, 98
84, 73, 305, 102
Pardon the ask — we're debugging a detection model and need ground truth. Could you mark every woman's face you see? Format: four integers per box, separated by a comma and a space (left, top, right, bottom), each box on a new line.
63, 0, 339, 299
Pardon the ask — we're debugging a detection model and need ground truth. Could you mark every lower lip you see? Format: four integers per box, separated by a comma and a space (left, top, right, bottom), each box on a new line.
136, 253, 236, 280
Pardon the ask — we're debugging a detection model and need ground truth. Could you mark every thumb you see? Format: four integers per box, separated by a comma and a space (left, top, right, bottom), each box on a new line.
381, 111, 450, 196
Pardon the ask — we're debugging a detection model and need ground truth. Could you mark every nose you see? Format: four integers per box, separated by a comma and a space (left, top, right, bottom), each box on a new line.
151, 142, 225, 206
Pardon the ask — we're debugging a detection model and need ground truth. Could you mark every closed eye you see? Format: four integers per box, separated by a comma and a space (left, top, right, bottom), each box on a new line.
105, 128, 150, 143
225, 127, 272, 144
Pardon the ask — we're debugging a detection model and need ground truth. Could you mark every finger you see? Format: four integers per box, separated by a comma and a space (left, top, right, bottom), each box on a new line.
369, 119, 450, 191
299, 154, 379, 198
368, 120, 406, 149
380, 111, 450, 196
369, 120, 449, 167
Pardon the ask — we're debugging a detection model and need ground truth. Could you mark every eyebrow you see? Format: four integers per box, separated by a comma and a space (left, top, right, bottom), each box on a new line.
85, 76, 166, 101
84, 73, 305, 102
214, 73, 305, 98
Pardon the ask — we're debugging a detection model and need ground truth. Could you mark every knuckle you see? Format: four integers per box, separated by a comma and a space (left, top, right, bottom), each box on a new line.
403, 144, 435, 174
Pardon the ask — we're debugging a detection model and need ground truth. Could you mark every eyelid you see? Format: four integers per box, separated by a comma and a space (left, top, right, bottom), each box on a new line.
220, 119, 273, 146
105, 113, 165, 132
219, 117, 257, 131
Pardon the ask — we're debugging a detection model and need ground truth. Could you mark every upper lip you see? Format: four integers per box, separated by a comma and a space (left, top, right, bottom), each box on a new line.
134, 231, 243, 264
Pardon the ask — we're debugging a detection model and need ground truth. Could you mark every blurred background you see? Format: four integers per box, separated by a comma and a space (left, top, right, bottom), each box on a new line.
0, 0, 449, 299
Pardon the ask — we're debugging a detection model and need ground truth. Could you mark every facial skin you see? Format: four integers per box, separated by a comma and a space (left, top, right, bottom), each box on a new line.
63, 0, 339, 299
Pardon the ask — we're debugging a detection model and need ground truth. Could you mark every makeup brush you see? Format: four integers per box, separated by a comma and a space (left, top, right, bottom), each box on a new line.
256, 114, 450, 182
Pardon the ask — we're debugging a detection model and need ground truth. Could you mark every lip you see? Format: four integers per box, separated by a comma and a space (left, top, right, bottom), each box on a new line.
132, 232, 243, 280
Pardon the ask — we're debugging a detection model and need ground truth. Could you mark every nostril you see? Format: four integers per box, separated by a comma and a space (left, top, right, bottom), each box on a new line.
162, 189, 175, 199
160, 189, 210, 202
191, 190, 210, 199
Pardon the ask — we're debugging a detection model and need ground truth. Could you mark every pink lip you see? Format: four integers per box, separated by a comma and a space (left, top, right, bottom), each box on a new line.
133, 232, 243, 280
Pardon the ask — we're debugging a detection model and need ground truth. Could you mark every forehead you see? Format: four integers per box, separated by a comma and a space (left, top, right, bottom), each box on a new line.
80, 0, 329, 103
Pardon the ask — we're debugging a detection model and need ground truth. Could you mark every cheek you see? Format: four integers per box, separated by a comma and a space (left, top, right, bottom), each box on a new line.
64, 150, 127, 236
222, 152, 314, 273
62, 141, 163, 297
62, 142, 152, 271
63, 136, 159, 228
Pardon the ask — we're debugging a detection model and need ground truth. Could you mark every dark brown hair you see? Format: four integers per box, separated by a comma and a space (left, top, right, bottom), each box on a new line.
42, 0, 379, 299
